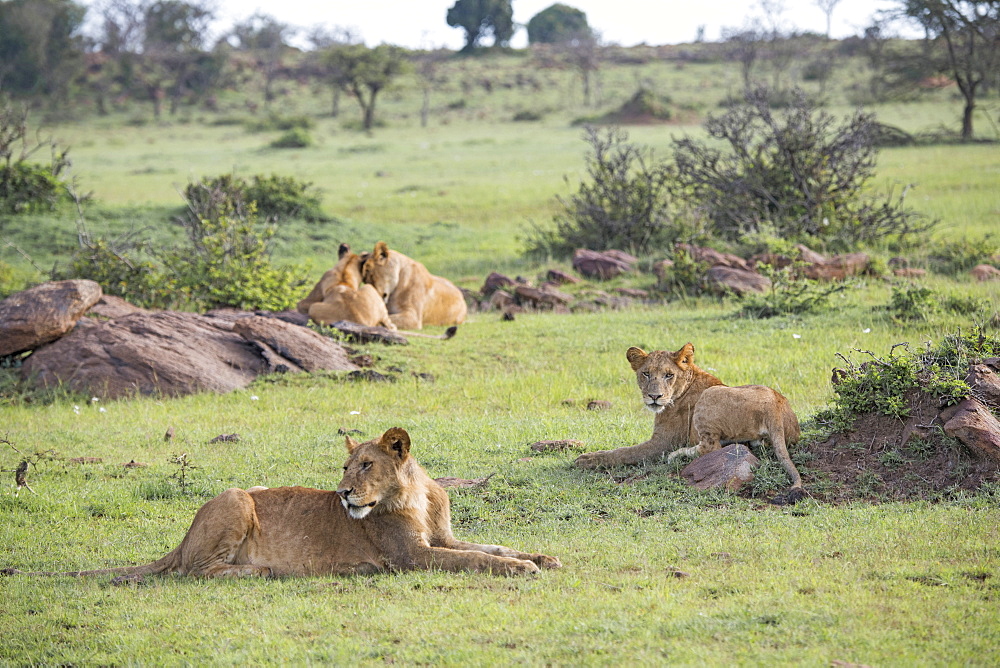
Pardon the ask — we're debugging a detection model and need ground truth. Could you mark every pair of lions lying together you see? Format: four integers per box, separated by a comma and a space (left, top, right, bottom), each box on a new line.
297, 241, 467, 331
5, 343, 802, 580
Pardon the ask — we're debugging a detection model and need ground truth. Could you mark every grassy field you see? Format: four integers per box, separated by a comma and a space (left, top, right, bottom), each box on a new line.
2, 49, 1000, 665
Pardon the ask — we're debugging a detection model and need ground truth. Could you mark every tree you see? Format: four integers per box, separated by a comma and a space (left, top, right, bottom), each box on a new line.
446, 0, 514, 53
526, 3, 590, 44
0, 0, 86, 101
324, 44, 409, 131
813, 0, 843, 38
892, 0, 1000, 140
229, 13, 294, 105
138, 0, 216, 117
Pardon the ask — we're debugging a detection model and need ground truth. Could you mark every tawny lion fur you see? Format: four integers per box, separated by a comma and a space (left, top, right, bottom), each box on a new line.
296, 243, 396, 329
575, 343, 804, 495
361, 241, 467, 330
5, 428, 561, 579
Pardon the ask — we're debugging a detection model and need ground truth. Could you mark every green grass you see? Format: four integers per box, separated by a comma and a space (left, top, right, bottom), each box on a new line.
2, 49, 1000, 665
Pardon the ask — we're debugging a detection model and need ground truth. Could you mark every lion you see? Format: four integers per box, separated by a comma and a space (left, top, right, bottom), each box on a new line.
575, 343, 805, 504
4, 428, 561, 579
361, 241, 467, 330
296, 243, 397, 330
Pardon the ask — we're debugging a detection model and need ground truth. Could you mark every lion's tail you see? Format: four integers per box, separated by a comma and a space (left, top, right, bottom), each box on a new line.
2, 546, 182, 578
397, 325, 458, 341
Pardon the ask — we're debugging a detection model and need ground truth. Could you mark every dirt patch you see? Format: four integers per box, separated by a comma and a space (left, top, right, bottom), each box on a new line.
799, 391, 999, 503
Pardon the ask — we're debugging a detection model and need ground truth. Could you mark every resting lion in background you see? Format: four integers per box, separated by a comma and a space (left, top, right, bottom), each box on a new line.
575, 343, 805, 504
361, 241, 467, 330
296, 243, 396, 329
5, 428, 561, 578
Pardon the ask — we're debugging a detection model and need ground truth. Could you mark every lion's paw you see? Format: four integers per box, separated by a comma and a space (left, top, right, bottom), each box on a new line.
532, 554, 562, 570
502, 558, 541, 576
574, 451, 610, 469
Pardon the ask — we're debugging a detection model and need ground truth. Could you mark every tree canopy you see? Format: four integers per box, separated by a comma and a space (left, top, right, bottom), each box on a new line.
446, 0, 514, 52
892, 0, 1000, 139
526, 3, 591, 44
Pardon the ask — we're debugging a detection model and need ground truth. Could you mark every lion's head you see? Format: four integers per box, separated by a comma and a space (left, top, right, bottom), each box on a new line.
361, 241, 400, 303
626, 343, 697, 413
336, 427, 414, 519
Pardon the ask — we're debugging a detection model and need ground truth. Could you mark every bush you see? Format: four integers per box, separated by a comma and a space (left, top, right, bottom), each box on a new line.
183, 173, 325, 222
816, 327, 998, 433
0, 101, 74, 214
737, 264, 848, 318
524, 126, 688, 258
671, 85, 934, 250
270, 128, 312, 149
59, 208, 308, 312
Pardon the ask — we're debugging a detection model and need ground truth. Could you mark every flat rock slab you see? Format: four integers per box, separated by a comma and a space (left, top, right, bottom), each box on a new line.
21, 310, 358, 399
329, 320, 408, 345
0, 279, 102, 357
681, 444, 760, 491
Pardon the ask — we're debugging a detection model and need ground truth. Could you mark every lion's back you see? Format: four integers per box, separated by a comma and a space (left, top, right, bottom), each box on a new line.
695, 384, 799, 443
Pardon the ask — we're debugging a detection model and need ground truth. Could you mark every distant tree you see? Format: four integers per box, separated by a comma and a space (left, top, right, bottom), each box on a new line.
891, 0, 1000, 140
229, 12, 294, 105
140, 0, 217, 117
324, 44, 409, 131
555, 31, 601, 106
0, 0, 86, 101
722, 23, 764, 90
813, 0, 843, 38
305, 26, 362, 117
446, 0, 514, 53
526, 3, 590, 44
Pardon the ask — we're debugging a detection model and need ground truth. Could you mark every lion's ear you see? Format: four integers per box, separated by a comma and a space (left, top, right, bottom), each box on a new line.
338, 243, 351, 259
674, 343, 695, 369
626, 347, 648, 371
373, 241, 390, 263
344, 435, 359, 453
380, 427, 410, 459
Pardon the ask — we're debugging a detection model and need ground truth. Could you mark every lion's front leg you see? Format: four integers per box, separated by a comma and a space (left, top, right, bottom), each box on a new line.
575, 438, 669, 469
443, 539, 561, 570
411, 546, 540, 576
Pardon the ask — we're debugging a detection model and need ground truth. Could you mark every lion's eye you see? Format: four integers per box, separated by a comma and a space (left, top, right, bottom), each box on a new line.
642, 372, 650, 379
664, 373, 673, 380
360, 461, 372, 471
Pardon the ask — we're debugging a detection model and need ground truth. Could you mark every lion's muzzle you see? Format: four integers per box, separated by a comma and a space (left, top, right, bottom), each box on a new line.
337, 488, 377, 519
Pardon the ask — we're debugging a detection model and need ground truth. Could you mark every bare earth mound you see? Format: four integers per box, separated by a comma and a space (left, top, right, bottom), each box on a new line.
800, 390, 999, 503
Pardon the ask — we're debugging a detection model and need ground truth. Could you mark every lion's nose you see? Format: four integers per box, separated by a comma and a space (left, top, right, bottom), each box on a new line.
648, 394, 662, 402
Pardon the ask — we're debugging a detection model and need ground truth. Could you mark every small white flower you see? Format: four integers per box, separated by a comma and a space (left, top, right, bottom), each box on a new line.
99, 407, 107, 413
91, 397, 99, 403
250, 395, 259, 401
73, 405, 81, 415
350, 410, 361, 415
863, 328, 871, 334
792, 334, 801, 339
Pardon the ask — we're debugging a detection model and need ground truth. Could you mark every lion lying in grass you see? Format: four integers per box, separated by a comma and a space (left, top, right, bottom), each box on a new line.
575, 343, 805, 504
4, 428, 561, 579
296, 243, 396, 329
361, 241, 467, 330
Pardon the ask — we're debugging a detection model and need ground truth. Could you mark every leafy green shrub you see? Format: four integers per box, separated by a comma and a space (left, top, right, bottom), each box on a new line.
183, 173, 324, 222
0, 100, 73, 214
270, 127, 312, 149
513, 110, 543, 122
816, 327, 999, 433
737, 264, 848, 318
60, 209, 307, 312
245, 114, 315, 133
885, 283, 938, 321
161, 210, 308, 311
525, 126, 685, 257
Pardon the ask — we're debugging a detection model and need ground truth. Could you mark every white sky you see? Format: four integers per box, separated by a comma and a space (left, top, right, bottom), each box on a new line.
81, 0, 899, 49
